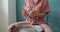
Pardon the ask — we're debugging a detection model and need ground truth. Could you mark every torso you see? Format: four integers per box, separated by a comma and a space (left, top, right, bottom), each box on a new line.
26, 17, 48, 25
26, 0, 50, 13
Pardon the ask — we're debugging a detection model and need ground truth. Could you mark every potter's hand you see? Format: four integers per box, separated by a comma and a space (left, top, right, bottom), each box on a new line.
22, 9, 29, 16
37, 13, 46, 17
29, 11, 37, 17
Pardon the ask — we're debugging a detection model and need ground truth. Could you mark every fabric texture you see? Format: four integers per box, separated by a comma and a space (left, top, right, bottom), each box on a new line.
23, 0, 50, 14
22, 0, 50, 25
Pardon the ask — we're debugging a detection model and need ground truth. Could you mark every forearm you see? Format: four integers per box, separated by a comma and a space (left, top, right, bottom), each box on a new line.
41, 24, 53, 32
8, 22, 29, 32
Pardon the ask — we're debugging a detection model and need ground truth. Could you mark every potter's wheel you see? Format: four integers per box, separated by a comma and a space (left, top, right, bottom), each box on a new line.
16, 24, 44, 32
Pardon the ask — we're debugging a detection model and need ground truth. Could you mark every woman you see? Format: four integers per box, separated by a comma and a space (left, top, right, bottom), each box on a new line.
8, 0, 53, 32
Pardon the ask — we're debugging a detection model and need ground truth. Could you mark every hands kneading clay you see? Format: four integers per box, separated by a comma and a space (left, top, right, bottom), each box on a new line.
22, 10, 46, 18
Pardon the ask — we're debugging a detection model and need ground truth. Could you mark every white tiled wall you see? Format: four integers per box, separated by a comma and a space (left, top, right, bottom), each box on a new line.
8, 0, 16, 25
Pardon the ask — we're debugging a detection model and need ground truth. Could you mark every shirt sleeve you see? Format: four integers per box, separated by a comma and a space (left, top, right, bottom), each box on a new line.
35, 0, 50, 14
42, 0, 50, 14
22, 0, 30, 13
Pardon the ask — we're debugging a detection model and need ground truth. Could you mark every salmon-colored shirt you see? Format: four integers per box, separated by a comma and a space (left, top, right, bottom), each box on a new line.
23, 0, 50, 14
22, 0, 50, 25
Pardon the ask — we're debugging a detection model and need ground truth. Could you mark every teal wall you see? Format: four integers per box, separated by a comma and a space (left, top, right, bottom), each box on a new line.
16, 0, 60, 32
46, 0, 60, 32
16, 0, 25, 21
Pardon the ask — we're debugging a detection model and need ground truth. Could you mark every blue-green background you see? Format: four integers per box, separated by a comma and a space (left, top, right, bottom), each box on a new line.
16, 0, 60, 32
